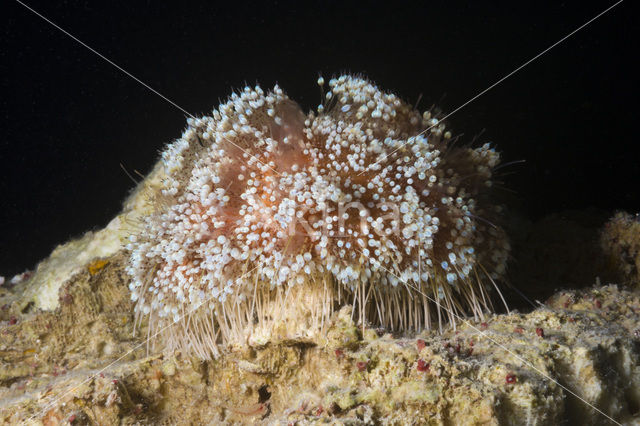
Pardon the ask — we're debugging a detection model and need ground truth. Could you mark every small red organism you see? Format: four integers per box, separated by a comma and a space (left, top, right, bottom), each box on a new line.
68, 414, 76, 423
8, 316, 17, 325
468, 340, 474, 346
480, 322, 488, 330
356, 361, 368, 372
112, 379, 119, 385
315, 406, 323, 416
505, 373, 517, 384
334, 349, 344, 359
536, 328, 544, 338
60, 291, 73, 305
416, 339, 426, 351
51, 366, 66, 377
513, 326, 524, 334
594, 299, 602, 309
416, 359, 430, 372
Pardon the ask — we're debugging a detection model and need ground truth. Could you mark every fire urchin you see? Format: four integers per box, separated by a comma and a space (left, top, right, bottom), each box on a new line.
125, 75, 510, 359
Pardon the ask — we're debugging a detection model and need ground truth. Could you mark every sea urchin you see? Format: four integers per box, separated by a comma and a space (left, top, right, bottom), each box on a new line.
125, 75, 510, 359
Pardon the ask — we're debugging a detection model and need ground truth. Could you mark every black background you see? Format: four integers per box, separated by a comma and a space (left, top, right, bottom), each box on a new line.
1, 1, 637, 278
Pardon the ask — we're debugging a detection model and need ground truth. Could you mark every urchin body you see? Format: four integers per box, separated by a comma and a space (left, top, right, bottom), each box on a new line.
126, 75, 509, 358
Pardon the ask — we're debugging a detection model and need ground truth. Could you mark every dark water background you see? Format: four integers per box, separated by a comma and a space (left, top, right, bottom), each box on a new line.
1, 1, 637, 278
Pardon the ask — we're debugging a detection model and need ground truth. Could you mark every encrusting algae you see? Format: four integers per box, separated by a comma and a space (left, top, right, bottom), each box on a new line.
125, 75, 510, 359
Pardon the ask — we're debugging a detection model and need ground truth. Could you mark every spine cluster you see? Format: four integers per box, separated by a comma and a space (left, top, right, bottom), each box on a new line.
126, 75, 509, 358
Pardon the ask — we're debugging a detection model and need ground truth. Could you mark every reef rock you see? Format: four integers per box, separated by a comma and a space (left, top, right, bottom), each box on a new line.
1, 245, 640, 424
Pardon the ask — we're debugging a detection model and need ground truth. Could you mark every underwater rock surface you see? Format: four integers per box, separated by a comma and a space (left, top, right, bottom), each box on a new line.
1, 165, 639, 424
1, 252, 639, 423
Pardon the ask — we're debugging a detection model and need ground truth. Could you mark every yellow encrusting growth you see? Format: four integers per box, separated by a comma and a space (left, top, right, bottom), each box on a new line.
88, 259, 109, 276
125, 75, 510, 358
